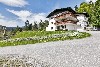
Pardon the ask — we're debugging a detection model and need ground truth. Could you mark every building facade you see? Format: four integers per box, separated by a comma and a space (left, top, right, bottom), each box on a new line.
46, 7, 89, 31
76, 13, 89, 31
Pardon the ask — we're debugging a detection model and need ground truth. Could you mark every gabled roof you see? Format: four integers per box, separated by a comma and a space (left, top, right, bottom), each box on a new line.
47, 7, 76, 18
76, 12, 89, 17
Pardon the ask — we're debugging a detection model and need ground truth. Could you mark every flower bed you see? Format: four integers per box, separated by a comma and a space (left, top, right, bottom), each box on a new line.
0, 31, 91, 47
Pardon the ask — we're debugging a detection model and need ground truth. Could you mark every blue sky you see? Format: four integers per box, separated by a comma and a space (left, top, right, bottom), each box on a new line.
0, 0, 93, 27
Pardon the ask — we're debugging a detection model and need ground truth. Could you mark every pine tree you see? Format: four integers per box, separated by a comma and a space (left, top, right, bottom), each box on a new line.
39, 22, 43, 30
33, 22, 38, 31
74, 5, 78, 11
28, 23, 32, 30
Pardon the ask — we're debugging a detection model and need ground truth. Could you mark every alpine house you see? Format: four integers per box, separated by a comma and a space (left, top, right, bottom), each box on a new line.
46, 7, 89, 31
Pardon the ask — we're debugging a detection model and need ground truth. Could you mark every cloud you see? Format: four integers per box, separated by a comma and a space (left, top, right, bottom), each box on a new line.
0, 13, 18, 27
85, 0, 96, 3
0, 14, 5, 19
29, 13, 48, 24
0, 19, 18, 27
7, 9, 48, 25
7, 9, 32, 18
0, 0, 28, 7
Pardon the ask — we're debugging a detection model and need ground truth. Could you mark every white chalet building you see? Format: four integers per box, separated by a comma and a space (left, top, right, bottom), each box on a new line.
46, 7, 89, 31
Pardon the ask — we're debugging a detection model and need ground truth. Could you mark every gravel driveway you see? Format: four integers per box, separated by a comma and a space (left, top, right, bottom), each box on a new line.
0, 31, 100, 67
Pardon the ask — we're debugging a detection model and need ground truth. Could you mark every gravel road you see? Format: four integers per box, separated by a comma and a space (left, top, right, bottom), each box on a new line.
0, 31, 100, 67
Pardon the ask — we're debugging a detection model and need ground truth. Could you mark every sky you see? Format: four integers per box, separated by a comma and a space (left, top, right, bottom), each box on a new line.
0, 0, 96, 27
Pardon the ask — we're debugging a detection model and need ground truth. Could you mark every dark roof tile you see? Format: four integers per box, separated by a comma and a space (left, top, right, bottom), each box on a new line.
47, 7, 76, 18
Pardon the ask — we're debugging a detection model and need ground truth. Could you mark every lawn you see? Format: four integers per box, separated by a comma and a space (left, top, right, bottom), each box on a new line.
12, 31, 66, 38
0, 31, 91, 47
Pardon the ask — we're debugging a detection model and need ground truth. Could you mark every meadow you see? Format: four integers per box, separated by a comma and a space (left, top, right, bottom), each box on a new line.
0, 31, 91, 47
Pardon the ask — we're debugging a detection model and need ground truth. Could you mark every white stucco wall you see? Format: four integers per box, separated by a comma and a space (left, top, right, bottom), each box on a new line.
65, 23, 77, 30
46, 18, 78, 31
46, 18, 56, 31
77, 15, 88, 28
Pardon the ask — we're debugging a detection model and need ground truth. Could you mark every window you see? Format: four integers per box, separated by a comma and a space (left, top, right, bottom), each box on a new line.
51, 27, 53, 29
51, 17, 53, 19
65, 25, 66, 28
61, 25, 64, 29
57, 26, 60, 30
51, 22, 53, 24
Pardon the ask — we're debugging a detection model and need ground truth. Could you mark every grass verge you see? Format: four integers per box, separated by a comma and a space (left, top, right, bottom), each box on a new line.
0, 31, 91, 47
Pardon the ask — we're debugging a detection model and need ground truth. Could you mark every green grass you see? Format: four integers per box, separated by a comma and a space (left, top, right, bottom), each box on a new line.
0, 31, 91, 47
12, 31, 66, 38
